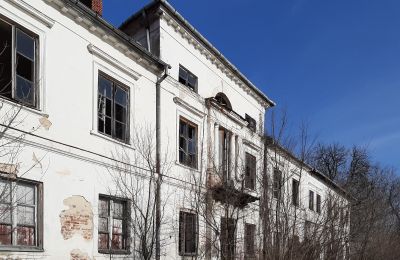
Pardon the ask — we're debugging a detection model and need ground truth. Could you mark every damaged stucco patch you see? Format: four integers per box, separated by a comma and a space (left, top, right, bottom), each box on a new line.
70, 249, 92, 260
39, 116, 52, 130
60, 196, 93, 240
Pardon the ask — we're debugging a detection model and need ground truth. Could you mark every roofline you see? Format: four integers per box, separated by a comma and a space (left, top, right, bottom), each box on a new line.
264, 136, 353, 201
59, 0, 170, 71
120, 0, 276, 107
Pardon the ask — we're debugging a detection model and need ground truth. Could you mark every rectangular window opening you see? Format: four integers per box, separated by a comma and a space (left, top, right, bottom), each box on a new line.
245, 153, 256, 190
179, 117, 197, 169
179, 211, 197, 256
178, 65, 197, 92
309, 190, 314, 211
292, 179, 299, 206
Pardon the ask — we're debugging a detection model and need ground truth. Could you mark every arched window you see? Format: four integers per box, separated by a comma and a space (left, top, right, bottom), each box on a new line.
215, 92, 232, 111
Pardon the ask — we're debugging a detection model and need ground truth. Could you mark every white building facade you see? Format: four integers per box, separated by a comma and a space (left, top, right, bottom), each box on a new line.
0, 0, 349, 259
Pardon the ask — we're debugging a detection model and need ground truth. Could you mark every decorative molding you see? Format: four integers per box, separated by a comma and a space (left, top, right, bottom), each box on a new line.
173, 97, 205, 118
243, 139, 262, 152
87, 44, 142, 80
160, 11, 270, 108
208, 99, 248, 127
4, 0, 55, 28
166, 76, 205, 104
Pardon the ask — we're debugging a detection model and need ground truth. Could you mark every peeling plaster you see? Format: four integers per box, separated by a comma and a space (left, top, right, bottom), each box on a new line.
70, 249, 92, 260
60, 196, 93, 240
39, 116, 52, 130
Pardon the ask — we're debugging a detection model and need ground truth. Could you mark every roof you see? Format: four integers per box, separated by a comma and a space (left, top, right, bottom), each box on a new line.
120, 0, 276, 107
264, 136, 353, 201
57, 0, 170, 71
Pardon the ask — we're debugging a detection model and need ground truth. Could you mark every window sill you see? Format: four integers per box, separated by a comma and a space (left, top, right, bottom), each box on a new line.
0, 96, 46, 117
0, 246, 44, 252
175, 161, 200, 173
98, 249, 130, 255
90, 130, 134, 150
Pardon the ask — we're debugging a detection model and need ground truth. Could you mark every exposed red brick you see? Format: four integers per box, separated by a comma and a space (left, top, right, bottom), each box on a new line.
91, 0, 103, 16
60, 196, 93, 240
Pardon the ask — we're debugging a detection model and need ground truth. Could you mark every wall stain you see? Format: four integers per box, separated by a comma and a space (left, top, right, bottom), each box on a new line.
70, 249, 92, 260
60, 196, 93, 240
39, 116, 52, 130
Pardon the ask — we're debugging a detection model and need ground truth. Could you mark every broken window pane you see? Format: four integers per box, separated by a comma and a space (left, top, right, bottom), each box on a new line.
17, 226, 35, 246
179, 65, 197, 92
179, 119, 197, 168
98, 233, 109, 249
17, 183, 35, 205
0, 19, 13, 99
0, 225, 12, 245
16, 29, 35, 60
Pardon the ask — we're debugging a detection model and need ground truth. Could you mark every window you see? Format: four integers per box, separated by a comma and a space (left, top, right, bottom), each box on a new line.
98, 196, 129, 253
0, 17, 38, 107
245, 114, 257, 132
309, 190, 314, 211
179, 118, 197, 168
179, 211, 197, 256
292, 179, 299, 206
244, 224, 256, 258
215, 93, 232, 111
273, 169, 282, 199
219, 128, 231, 181
316, 194, 321, 214
245, 153, 256, 190
220, 218, 236, 260
178, 65, 197, 92
97, 73, 129, 143
0, 178, 42, 249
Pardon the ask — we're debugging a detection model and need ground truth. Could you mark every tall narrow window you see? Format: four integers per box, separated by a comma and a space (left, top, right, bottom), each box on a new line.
179, 211, 197, 256
292, 179, 299, 206
273, 169, 282, 199
179, 65, 197, 92
245, 153, 256, 190
0, 17, 38, 107
98, 196, 129, 253
179, 118, 197, 169
98, 73, 129, 143
0, 178, 42, 249
244, 224, 256, 259
316, 194, 321, 214
309, 190, 314, 211
220, 218, 236, 260
245, 114, 257, 132
219, 128, 231, 182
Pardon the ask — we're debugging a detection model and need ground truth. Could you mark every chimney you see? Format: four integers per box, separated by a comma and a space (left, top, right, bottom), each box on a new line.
80, 0, 103, 16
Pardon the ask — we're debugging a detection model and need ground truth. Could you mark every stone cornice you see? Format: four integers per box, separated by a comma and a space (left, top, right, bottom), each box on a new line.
4, 0, 55, 28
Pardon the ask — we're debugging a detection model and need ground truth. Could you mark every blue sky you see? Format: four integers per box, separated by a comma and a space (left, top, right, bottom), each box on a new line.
103, 0, 400, 169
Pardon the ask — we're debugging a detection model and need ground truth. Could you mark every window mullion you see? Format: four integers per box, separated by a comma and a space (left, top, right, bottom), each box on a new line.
11, 25, 16, 100
111, 84, 115, 139
108, 200, 113, 250
11, 181, 17, 246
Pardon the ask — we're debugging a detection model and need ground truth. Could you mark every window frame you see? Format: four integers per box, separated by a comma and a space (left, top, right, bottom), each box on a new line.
0, 177, 43, 251
0, 16, 39, 109
178, 117, 198, 169
244, 153, 256, 190
309, 190, 314, 211
178, 65, 198, 92
97, 71, 130, 144
98, 194, 130, 255
316, 194, 321, 214
245, 114, 257, 132
244, 223, 256, 258
178, 210, 198, 256
292, 179, 299, 206
273, 169, 282, 199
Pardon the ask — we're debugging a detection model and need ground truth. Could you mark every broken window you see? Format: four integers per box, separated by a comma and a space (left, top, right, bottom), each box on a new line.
98, 73, 129, 143
215, 92, 232, 111
244, 223, 256, 259
309, 190, 314, 211
220, 217, 236, 260
245, 153, 256, 190
0, 17, 38, 107
178, 211, 197, 256
0, 178, 42, 249
98, 195, 129, 253
179, 118, 197, 169
292, 179, 299, 206
245, 114, 257, 132
178, 65, 197, 92
273, 169, 282, 199
316, 194, 321, 214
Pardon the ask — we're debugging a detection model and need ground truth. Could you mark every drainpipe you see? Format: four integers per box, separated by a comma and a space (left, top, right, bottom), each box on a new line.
155, 65, 169, 260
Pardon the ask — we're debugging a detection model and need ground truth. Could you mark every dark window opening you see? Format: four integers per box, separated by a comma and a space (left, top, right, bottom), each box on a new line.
309, 190, 314, 211
98, 196, 129, 253
292, 179, 299, 206
245, 153, 256, 190
179, 118, 197, 169
179, 211, 197, 256
244, 224, 256, 259
215, 92, 232, 111
220, 218, 236, 260
0, 17, 38, 107
219, 128, 231, 182
79, 0, 92, 9
98, 73, 129, 143
179, 65, 197, 92
245, 114, 257, 132
273, 169, 282, 199
316, 194, 321, 214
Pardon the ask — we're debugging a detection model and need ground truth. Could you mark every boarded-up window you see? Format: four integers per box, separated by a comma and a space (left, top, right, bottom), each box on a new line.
309, 190, 314, 211
98, 73, 129, 143
0, 178, 42, 248
179, 65, 197, 92
98, 196, 129, 253
292, 179, 299, 206
245, 153, 256, 190
316, 194, 321, 213
178, 211, 197, 256
244, 224, 256, 258
0, 17, 38, 107
273, 169, 282, 199
220, 218, 236, 260
179, 118, 197, 169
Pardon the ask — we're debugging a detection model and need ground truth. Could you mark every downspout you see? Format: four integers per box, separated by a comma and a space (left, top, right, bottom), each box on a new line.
155, 65, 169, 260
